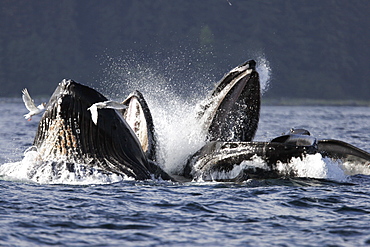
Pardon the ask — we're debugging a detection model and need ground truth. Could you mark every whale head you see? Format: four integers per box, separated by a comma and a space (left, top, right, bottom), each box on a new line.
197, 59, 260, 142
32, 79, 153, 180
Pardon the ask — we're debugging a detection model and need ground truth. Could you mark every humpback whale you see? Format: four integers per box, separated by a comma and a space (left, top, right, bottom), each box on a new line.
32, 79, 170, 180
23, 60, 370, 182
184, 128, 370, 181
197, 60, 260, 142
182, 60, 370, 181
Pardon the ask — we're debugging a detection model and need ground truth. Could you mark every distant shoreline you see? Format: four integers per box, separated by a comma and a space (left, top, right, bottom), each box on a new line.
1, 97, 370, 107
263, 98, 370, 107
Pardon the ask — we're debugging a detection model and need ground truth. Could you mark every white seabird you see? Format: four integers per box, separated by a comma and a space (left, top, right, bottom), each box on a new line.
22, 88, 46, 121
87, 101, 128, 125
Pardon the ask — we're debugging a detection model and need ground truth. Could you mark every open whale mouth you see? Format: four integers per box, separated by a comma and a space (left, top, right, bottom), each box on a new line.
197, 59, 260, 142
33, 79, 154, 180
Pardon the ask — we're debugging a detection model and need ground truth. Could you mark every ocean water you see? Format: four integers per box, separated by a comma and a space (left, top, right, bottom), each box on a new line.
1, 98, 370, 246
1, 56, 370, 246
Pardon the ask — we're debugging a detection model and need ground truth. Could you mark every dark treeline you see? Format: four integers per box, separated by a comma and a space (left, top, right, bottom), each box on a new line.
0, 0, 369, 100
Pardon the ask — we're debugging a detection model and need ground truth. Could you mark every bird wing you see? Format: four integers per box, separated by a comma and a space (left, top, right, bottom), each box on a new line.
105, 101, 128, 110
88, 104, 98, 125
22, 88, 38, 112
87, 101, 128, 125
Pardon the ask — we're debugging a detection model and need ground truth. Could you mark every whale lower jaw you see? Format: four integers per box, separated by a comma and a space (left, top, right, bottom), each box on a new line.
184, 138, 370, 182
184, 141, 316, 182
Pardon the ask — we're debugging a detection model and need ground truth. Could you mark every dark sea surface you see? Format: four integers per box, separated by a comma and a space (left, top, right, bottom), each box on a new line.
1, 100, 370, 247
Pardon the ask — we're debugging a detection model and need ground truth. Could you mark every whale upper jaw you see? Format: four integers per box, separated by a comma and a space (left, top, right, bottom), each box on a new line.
197, 59, 260, 142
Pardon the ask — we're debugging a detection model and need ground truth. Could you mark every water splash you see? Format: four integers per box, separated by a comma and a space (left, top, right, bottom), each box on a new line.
192, 153, 350, 183
277, 153, 348, 182
0, 150, 126, 185
99, 54, 272, 174
256, 56, 272, 95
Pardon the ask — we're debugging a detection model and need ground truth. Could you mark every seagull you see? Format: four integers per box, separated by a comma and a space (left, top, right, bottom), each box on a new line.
22, 88, 46, 121
87, 101, 128, 125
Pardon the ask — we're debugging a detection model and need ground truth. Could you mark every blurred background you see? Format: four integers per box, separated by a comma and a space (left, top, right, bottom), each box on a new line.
0, 0, 369, 102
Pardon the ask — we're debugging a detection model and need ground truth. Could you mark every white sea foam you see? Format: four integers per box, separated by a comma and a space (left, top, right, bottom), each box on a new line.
200, 156, 269, 181
192, 153, 350, 182
0, 150, 126, 185
277, 153, 348, 182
